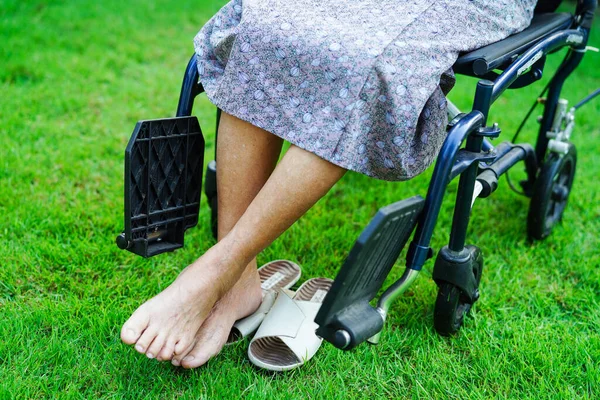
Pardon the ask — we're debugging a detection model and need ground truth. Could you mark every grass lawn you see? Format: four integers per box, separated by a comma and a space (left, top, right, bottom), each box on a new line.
1, 0, 599, 398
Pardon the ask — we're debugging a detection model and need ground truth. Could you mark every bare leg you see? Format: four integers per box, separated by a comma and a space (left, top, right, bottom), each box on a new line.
121, 139, 346, 367
176, 145, 347, 368
215, 112, 284, 241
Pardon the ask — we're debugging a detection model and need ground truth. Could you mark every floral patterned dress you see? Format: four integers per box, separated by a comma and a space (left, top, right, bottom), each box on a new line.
194, 0, 537, 181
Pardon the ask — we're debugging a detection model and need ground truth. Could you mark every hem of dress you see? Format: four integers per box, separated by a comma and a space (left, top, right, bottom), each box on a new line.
201, 85, 408, 182
328, 0, 440, 181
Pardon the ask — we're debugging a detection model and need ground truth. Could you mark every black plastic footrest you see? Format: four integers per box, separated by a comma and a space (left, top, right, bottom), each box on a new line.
116, 117, 205, 257
315, 196, 424, 350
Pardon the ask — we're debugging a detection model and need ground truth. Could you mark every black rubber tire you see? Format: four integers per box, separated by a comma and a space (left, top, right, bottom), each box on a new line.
434, 284, 470, 336
433, 246, 483, 336
527, 144, 577, 241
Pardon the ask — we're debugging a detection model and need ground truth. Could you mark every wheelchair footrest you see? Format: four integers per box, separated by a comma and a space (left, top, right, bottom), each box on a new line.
315, 196, 424, 350
116, 117, 205, 257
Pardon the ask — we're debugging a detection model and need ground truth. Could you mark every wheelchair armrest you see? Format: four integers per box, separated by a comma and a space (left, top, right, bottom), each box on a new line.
453, 13, 573, 77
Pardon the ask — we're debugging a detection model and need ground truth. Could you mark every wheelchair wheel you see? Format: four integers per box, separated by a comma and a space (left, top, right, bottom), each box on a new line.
433, 247, 483, 336
527, 144, 576, 241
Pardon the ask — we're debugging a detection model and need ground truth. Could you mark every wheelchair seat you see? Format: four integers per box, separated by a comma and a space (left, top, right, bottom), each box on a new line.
453, 12, 573, 77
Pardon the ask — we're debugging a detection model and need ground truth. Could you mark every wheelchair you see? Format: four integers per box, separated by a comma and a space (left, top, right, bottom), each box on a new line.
116, 1, 598, 350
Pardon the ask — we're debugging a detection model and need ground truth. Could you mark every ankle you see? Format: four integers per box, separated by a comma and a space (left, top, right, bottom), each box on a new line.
207, 238, 258, 298
220, 229, 259, 268
217, 261, 262, 311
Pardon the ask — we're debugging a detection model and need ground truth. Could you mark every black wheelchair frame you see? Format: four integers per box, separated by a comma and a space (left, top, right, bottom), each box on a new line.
117, 0, 597, 351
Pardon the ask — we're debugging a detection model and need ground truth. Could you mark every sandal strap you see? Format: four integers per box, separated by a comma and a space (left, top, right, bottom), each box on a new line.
251, 289, 322, 360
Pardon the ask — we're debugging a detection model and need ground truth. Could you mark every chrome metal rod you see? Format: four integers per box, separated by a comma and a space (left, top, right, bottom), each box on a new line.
447, 99, 461, 120
367, 268, 420, 344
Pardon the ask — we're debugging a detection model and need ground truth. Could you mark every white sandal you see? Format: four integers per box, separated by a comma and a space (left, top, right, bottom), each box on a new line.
227, 260, 302, 343
248, 277, 333, 371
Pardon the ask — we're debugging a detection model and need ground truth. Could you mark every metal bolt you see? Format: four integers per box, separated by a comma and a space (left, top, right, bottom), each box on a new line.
334, 330, 351, 349
116, 233, 132, 250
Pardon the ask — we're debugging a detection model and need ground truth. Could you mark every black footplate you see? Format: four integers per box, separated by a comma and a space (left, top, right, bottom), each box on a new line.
315, 196, 424, 350
116, 117, 205, 257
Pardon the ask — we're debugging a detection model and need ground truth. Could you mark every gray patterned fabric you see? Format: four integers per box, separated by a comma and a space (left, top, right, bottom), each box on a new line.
194, 0, 536, 181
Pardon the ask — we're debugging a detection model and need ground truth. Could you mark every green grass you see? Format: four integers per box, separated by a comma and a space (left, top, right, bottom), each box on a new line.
1, 0, 599, 398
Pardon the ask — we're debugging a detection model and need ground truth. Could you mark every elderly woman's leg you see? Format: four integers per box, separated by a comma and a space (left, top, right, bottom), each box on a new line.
121, 114, 346, 367
175, 145, 347, 368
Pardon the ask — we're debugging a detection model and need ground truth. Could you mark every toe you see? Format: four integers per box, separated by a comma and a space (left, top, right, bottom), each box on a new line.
172, 341, 196, 367
121, 308, 150, 345
156, 340, 176, 361
173, 333, 196, 356
181, 340, 223, 369
145, 333, 167, 360
134, 327, 158, 354
181, 324, 229, 369
180, 347, 214, 369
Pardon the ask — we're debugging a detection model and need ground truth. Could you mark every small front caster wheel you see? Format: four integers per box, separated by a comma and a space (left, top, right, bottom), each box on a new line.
433, 247, 483, 336
527, 144, 576, 240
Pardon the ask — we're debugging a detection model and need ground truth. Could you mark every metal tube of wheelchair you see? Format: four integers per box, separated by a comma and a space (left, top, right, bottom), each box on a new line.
408, 111, 484, 267
448, 80, 492, 252
574, 88, 600, 110
476, 144, 536, 197
576, 0, 597, 30
368, 268, 420, 345
176, 55, 204, 117
481, 139, 494, 152
535, 50, 584, 162
492, 30, 585, 104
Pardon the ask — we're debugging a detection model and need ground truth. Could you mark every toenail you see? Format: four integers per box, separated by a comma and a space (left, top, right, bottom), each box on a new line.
172, 359, 181, 366
127, 328, 136, 337
147, 353, 154, 359
183, 355, 195, 362
135, 344, 144, 352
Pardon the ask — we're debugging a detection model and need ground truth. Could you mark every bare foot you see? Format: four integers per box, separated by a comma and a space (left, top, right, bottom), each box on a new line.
171, 263, 263, 368
120, 240, 247, 360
